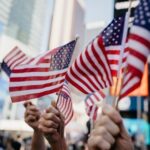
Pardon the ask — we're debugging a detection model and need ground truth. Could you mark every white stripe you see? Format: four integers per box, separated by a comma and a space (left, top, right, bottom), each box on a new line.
76, 54, 101, 90
10, 82, 64, 97
10, 75, 65, 87
67, 69, 91, 93
123, 73, 132, 84
95, 92, 104, 100
110, 64, 119, 70
93, 38, 112, 85
105, 45, 123, 51
128, 55, 145, 72
90, 105, 97, 119
128, 39, 149, 57
7, 52, 25, 67
90, 95, 99, 103
86, 98, 94, 106
14, 63, 50, 70
131, 25, 150, 42
5, 48, 20, 63
121, 77, 139, 94
87, 44, 109, 86
107, 54, 120, 60
71, 63, 96, 91
10, 56, 28, 69
81, 48, 105, 88
11, 69, 67, 77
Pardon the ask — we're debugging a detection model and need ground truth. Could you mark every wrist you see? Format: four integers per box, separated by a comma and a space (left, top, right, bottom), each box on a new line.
50, 137, 67, 150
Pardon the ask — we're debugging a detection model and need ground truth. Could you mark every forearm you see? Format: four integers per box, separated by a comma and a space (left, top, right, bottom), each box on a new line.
50, 138, 67, 150
31, 130, 46, 150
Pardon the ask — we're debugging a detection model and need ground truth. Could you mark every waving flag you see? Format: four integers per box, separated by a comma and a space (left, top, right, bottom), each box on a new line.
1, 46, 30, 76
66, 35, 112, 94
5, 40, 76, 102
120, 0, 150, 98
57, 81, 73, 125
85, 90, 105, 120
102, 14, 129, 77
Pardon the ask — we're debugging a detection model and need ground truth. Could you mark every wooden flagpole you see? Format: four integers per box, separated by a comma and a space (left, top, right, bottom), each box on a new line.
113, 0, 133, 108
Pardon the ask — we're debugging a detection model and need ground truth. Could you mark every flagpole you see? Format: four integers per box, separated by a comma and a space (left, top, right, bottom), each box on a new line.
113, 0, 133, 108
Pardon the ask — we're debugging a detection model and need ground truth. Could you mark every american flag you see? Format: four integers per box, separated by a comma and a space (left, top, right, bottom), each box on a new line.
57, 81, 73, 125
102, 14, 129, 77
120, 0, 150, 98
85, 90, 105, 120
66, 35, 112, 94
1, 46, 30, 76
4, 40, 76, 102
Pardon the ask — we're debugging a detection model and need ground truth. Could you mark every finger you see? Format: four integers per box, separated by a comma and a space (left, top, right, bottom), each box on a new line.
25, 115, 36, 123
51, 101, 57, 108
119, 121, 131, 139
88, 135, 111, 150
46, 106, 59, 116
102, 104, 122, 124
27, 105, 39, 112
39, 117, 59, 129
42, 112, 61, 124
24, 101, 32, 108
38, 125, 57, 134
95, 115, 120, 136
26, 110, 40, 118
92, 127, 115, 145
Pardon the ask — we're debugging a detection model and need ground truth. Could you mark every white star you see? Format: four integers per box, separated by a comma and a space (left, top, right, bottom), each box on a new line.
145, 6, 149, 11
148, 19, 150, 23
135, 19, 139, 23
141, 20, 146, 25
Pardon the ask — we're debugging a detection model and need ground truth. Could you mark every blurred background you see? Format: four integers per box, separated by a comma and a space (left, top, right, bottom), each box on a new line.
0, 0, 150, 149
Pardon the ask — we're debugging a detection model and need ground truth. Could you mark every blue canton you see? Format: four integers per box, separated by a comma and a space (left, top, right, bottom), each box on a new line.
50, 40, 76, 70
134, 0, 150, 30
102, 15, 125, 46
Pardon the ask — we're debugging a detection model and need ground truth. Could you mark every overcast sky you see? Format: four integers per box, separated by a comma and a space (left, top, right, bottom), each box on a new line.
85, 0, 115, 25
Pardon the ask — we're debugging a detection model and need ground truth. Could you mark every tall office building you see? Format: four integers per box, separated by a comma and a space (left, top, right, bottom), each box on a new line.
0, 0, 53, 53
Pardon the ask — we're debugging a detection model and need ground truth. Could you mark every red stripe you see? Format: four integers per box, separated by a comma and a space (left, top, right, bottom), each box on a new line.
11, 87, 61, 102
80, 54, 103, 88
10, 72, 66, 82
69, 67, 94, 92
106, 50, 120, 55
4, 46, 18, 61
10, 79, 64, 91
120, 80, 140, 99
128, 48, 147, 64
130, 33, 150, 49
12, 67, 50, 73
85, 48, 106, 87
109, 60, 119, 64
74, 60, 99, 91
65, 74, 88, 94
97, 37, 112, 85
9, 53, 26, 67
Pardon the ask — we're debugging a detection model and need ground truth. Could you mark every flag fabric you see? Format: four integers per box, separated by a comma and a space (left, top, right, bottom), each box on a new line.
66, 35, 113, 94
84, 90, 105, 120
57, 81, 73, 125
5, 40, 76, 102
1, 46, 30, 76
102, 14, 129, 77
120, 0, 150, 98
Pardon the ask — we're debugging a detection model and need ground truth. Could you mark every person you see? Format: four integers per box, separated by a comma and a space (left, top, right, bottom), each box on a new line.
24, 101, 66, 150
24, 101, 134, 150
38, 103, 67, 150
24, 102, 46, 150
87, 103, 134, 150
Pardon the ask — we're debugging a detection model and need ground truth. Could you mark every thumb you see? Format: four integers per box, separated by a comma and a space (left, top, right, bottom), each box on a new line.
119, 121, 130, 139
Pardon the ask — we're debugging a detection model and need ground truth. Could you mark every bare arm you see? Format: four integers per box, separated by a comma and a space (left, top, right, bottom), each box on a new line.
24, 102, 46, 150
39, 105, 67, 150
